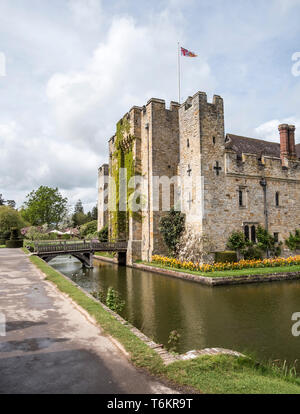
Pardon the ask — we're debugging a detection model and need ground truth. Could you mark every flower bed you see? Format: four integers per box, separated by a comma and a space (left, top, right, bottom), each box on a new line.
152, 255, 300, 273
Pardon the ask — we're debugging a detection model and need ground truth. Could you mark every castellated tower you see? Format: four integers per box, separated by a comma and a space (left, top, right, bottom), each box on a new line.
99, 89, 300, 263
179, 92, 225, 249
105, 98, 180, 265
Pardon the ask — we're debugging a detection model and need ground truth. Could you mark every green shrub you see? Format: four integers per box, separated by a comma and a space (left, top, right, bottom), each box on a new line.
243, 245, 264, 260
5, 227, 23, 248
48, 232, 59, 240
256, 226, 282, 257
6, 240, 23, 248
227, 231, 246, 251
98, 225, 108, 242
285, 230, 300, 251
106, 287, 125, 313
3, 230, 11, 240
10, 227, 20, 240
159, 208, 185, 256
0, 239, 5, 245
215, 251, 237, 263
0, 206, 27, 235
85, 232, 99, 240
24, 240, 34, 252
24, 226, 58, 241
0, 229, 15, 241
61, 234, 71, 240
227, 227, 282, 259
80, 220, 98, 237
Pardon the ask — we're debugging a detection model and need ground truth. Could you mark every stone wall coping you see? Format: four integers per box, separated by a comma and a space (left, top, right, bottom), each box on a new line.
132, 262, 300, 287
146, 97, 166, 106
129, 105, 143, 112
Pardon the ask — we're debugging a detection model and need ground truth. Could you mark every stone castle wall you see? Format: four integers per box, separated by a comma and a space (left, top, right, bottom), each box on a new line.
220, 151, 300, 252
140, 99, 180, 261
99, 89, 300, 263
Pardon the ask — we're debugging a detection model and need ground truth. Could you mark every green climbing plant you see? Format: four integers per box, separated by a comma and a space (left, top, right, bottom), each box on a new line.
159, 208, 185, 256
106, 287, 125, 313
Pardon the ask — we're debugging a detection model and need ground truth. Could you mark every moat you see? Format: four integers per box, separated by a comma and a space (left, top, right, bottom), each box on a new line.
50, 256, 300, 367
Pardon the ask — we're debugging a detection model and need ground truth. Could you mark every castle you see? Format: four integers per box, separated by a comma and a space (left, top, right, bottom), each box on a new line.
98, 91, 300, 264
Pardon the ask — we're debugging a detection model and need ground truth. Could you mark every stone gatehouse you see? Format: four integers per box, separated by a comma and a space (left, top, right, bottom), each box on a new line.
98, 90, 300, 264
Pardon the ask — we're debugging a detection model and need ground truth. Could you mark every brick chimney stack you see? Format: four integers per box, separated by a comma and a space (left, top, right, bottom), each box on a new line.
279, 124, 289, 162
279, 124, 297, 163
288, 125, 297, 159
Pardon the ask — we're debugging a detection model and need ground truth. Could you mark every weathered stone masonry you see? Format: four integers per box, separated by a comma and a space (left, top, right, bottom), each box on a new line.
98, 90, 300, 263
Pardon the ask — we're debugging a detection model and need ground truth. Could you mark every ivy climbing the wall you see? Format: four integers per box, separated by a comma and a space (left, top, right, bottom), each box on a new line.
110, 117, 140, 240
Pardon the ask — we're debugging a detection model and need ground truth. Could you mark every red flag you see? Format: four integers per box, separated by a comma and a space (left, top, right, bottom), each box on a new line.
181, 47, 197, 57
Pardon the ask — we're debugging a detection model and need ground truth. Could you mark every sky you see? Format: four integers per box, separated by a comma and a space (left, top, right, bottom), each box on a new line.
1, 0, 300, 212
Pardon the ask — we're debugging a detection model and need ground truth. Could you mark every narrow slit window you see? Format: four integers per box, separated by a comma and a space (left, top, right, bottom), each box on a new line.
239, 190, 243, 207
275, 192, 280, 207
251, 226, 256, 243
244, 225, 249, 241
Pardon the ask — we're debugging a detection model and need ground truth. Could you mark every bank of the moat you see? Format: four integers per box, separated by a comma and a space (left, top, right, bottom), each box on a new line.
50, 256, 300, 369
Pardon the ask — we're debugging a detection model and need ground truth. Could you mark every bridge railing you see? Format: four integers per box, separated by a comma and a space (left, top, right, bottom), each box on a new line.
34, 240, 128, 254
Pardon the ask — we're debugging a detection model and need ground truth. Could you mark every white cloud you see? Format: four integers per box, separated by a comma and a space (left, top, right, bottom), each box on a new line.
68, 0, 103, 29
1, 0, 300, 212
254, 117, 300, 142
46, 13, 215, 153
0, 120, 101, 209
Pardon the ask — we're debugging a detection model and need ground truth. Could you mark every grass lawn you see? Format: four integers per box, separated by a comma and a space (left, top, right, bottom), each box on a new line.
94, 252, 115, 259
25, 250, 300, 394
0, 245, 5, 248
141, 261, 300, 278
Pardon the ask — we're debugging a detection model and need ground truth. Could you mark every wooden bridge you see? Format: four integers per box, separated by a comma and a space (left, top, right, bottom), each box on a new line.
33, 240, 128, 268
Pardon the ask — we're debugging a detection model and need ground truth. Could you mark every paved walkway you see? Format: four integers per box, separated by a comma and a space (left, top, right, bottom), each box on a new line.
0, 249, 177, 394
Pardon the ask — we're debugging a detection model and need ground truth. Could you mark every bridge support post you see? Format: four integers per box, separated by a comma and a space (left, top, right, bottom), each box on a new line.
117, 252, 127, 266
126, 240, 142, 266
81, 252, 94, 269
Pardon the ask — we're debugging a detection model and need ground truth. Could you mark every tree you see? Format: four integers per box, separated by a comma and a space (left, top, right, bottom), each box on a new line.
22, 186, 68, 226
0, 194, 16, 208
58, 215, 73, 231
72, 199, 89, 227
159, 208, 185, 256
0, 206, 27, 239
80, 220, 98, 237
227, 226, 281, 260
227, 231, 246, 260
91, 205, 98, 221
285, 230, 300, 251
98, 225, 108, 242
74, 200, 84, 214
6, 200, 16, 209
256, 225, 281, 257
72, 211, 89, 227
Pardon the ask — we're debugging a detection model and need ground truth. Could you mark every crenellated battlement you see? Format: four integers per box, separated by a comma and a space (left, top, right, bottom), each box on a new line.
100, 88, 300, 261
225, 150, 300, 181
145, 98, 180, 112
180, 91, 224, 112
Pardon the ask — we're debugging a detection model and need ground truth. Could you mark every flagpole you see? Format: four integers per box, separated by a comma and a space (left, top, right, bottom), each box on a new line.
178, 42, 181, 104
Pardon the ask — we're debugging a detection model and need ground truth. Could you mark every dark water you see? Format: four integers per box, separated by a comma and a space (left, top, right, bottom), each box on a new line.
50, 256, 300, 366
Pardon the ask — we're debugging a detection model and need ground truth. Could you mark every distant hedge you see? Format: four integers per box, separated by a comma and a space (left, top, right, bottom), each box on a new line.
215, 251, 237, 263
6, 240, 24, 248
